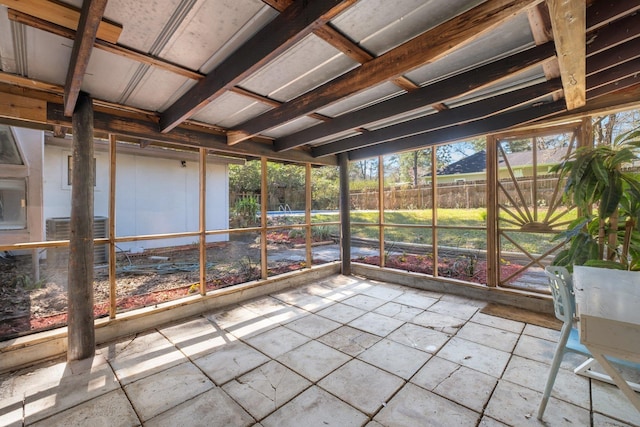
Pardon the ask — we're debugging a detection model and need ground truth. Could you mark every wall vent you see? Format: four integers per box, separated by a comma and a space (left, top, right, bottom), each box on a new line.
46, 216, 108, 265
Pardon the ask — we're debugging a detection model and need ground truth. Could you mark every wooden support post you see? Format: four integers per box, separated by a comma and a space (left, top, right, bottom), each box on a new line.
339, 153, 351, 275
67, 92, 95, 361
431, 148, 439, 278
378, 156, 385, 267
199, 148, 207, 295
260, 157, 268, 279
305, 163, 312, 268
108, 134, 116, 318
486, 135, 499, 287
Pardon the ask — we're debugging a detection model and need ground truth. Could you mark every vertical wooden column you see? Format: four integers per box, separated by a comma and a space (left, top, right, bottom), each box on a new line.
108, 134, 116, 318
260, 157, 268, 279
67, 92, 95, 361
378, 156, 385, 267
486, 135, 499, 287
339, 153, 351, 275
431, 148, 438, 277
305, 163, 312, 268
199, 148, 207, 295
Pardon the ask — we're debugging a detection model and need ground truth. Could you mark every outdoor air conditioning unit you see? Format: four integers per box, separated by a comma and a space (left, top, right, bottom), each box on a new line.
46, 216, 109, 265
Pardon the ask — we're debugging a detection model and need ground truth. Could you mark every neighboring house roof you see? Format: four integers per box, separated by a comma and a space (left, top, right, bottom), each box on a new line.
439, 150, 486, 175
440, 147, 569, 176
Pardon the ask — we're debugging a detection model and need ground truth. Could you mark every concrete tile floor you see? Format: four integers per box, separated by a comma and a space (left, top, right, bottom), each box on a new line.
1, 275, 639, 427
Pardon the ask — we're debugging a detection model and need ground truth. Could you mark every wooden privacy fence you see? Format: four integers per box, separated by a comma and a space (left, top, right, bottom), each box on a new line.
231, 176, 570, 212
350, 177, 564, 210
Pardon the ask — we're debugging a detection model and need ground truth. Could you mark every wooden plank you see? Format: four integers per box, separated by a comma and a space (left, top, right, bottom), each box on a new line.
108, 134, 116, 319
587, 40, 640, 77
46, 102, 338, 166
587, 75, 640, 100
64, 0, 108, 117
274, 41, 557, 151
348, 101, 566, 160
261, 0, 294, 12
230, 0, 543, 144
160, 0, 358, 134
199, 148, 207, 296
485, 135, 498, 287
586, 0, 640, 32
312, 79, 562, 157
260, 157, 268, 279
1, 0, 122, 43
67, 91, 95, 361
586, 12, 640, 57
0, 93, 46, 123
305, 163, 312, 268
378, 156, 385, 268
587, 57, 640, 92
548, 0, 586, 110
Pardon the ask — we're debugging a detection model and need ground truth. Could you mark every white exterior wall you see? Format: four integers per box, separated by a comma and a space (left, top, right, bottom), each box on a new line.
43, 143, 229, 251
1, 127, 44, 245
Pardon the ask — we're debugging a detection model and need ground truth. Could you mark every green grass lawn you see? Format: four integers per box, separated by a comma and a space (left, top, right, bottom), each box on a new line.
312, 208, 573, 254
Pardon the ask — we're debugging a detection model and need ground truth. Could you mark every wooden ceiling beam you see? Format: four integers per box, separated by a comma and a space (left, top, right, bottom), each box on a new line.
46, 102, 336, 166
159, 0, 358, 134
548, 0, 585, 111
228, 0, 543, 145
348, 101, 566, 160
8, 10, 204, 81
274, 41, 556, 151
0, 0, 122, 43
63, 0, 108, 117
587, 75, 640, 100
313, 79, 562, 157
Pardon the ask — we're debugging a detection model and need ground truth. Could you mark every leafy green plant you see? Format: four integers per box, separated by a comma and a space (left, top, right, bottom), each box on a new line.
551, 128, 640, 271
233, 196, 259, 227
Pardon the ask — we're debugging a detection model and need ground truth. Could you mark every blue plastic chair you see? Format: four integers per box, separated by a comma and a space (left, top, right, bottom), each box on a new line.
537, 266, 640, 419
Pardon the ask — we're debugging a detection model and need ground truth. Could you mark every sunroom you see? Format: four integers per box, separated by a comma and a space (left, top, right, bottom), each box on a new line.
1, 0, 639, 425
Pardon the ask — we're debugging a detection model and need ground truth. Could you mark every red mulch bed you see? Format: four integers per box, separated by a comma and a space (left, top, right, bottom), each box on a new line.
0, 261, 315, 339
354, 254, 523, 284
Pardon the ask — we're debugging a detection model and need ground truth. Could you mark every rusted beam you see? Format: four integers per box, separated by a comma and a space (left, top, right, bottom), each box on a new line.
63, 0, 108, 117
160, 0, 358, 134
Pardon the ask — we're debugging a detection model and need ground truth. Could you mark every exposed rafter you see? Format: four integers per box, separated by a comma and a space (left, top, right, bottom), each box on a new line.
275, 42, 557, 151
348, 101, 566, 160
159, 0, 358, 134
227, 0, 544, 145
63, 0, 108, 116
548, 0, 586, 111
313, 79, 563, 157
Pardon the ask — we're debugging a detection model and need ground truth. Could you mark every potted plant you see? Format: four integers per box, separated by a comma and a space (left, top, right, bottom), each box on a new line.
551, 127, 640, 271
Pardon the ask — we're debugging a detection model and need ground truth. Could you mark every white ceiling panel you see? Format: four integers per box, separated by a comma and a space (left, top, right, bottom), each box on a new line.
191, 91, 272, 128
405, 12, 535, 87
82, 49, 141, 104
159, 0, 266, 71
103, 0, 183, 52
331, 0, 484, 56
125, 67, 192, 112
239, 34, 358, 102
316, 81, 403, 117
262, 116, 321, 139
25, 27, 71, 85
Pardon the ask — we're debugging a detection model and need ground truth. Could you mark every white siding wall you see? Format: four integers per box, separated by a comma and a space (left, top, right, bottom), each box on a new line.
43, 144, 229, 251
